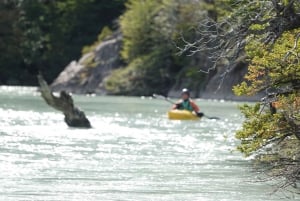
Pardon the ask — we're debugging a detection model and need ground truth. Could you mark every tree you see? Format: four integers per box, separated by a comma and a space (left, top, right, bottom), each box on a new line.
0, 1, 24, 84
0, 0, 126, 85
182, 0, 300, 192
180, 0, 300, 87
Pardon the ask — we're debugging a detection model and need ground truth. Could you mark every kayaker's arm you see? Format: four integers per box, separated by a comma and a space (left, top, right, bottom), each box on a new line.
190, 101, 200, 113
190, 101, 204, 117
172, 100, 182, 109
172, 103, 182, 109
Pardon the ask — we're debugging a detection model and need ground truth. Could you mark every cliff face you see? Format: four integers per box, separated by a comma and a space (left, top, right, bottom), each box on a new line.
51, 32, 260, 101
200, 60, 263, 101
51, 32, 123, 94
168, 62, 263, 101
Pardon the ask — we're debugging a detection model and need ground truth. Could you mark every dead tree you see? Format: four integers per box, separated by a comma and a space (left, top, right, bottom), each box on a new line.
37, 74, 91, 128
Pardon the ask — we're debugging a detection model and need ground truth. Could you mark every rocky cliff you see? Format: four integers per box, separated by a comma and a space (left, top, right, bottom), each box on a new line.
51, 31, 261, 101
168, 58, 263, 101
51, 32, 123, 95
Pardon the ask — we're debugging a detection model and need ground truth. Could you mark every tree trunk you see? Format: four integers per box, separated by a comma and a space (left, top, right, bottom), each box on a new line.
37, 74, 92, 128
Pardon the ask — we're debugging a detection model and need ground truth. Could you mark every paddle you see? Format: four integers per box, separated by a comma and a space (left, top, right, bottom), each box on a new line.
153, 94, 220, 120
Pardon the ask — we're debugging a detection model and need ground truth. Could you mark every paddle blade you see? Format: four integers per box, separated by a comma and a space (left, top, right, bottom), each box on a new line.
153, 94, 166, 100
199, 112, 220, 120
196, 112, 204, 118
206, 116, 220, 120
153, 94, 175, 104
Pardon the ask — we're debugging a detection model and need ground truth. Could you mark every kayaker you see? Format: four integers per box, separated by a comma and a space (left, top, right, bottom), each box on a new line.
173, 88, 202, 117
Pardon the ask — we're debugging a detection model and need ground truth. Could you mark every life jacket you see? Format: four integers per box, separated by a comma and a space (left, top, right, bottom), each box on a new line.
180, 99, 193, 111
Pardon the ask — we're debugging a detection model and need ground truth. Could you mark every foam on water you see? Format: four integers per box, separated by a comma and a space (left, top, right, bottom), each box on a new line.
0, 87, 297, 201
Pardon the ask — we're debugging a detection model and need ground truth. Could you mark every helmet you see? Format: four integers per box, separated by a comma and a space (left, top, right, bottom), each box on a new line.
181, 88, 190, 96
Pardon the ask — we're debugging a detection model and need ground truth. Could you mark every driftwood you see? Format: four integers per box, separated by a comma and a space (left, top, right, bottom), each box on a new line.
37, 74, 91, 128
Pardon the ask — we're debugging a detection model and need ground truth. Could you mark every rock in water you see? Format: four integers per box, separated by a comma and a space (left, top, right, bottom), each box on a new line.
38, 74, 91, 128
51, 31, 123, 94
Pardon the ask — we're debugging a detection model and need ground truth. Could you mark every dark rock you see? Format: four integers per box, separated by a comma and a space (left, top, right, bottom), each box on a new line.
168, 56, 263, 101
200, 60, 263, 101
51, 31, 123, 94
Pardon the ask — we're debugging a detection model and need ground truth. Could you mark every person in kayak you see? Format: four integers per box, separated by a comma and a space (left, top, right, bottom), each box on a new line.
172, 88, 203, 117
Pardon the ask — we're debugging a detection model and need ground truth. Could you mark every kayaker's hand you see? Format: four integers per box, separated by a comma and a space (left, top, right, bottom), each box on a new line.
175, 103, 182, 109
197, 112, 204, 117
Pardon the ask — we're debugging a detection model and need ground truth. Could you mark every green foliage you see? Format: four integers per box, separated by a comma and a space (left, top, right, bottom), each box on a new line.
236, 103, 287, 156
0, 0, 126, 85
201, 0, 231, 21
234, 28, 300, 96
97, 26, 113, 42
234, 29, 300, 157
0, 1, 24, 84
105, 49, 172, 95
81, 53, 97, 68
105, 0, 208, 95
105, 58, 144, 95
228, 1, 300, 165
120, 0, 162, 61
81, 26, 113, 55
236, 92, 300, 157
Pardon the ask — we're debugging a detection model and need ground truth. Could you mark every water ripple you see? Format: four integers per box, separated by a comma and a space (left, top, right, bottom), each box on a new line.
0, 88, 295, 200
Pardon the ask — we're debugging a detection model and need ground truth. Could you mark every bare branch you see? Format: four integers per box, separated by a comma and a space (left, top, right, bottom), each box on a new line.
179, 0, 300, 90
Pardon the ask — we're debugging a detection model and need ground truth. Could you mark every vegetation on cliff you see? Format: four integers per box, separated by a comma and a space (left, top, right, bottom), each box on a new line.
104, 0, 212, 96
0, 0, 244, 97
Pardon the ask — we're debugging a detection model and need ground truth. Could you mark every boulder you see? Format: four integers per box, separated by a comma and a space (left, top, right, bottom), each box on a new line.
51, 31, 123, 94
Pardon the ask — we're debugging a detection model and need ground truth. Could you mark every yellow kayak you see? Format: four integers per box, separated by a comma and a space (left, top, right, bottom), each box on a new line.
167, 110, 199, 120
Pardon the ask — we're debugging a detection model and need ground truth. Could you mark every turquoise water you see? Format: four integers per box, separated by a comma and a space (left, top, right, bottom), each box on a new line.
0, 87, 297, 200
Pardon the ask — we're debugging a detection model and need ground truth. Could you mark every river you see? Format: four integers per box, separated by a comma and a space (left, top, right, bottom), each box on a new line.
0, 86, 297, 201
